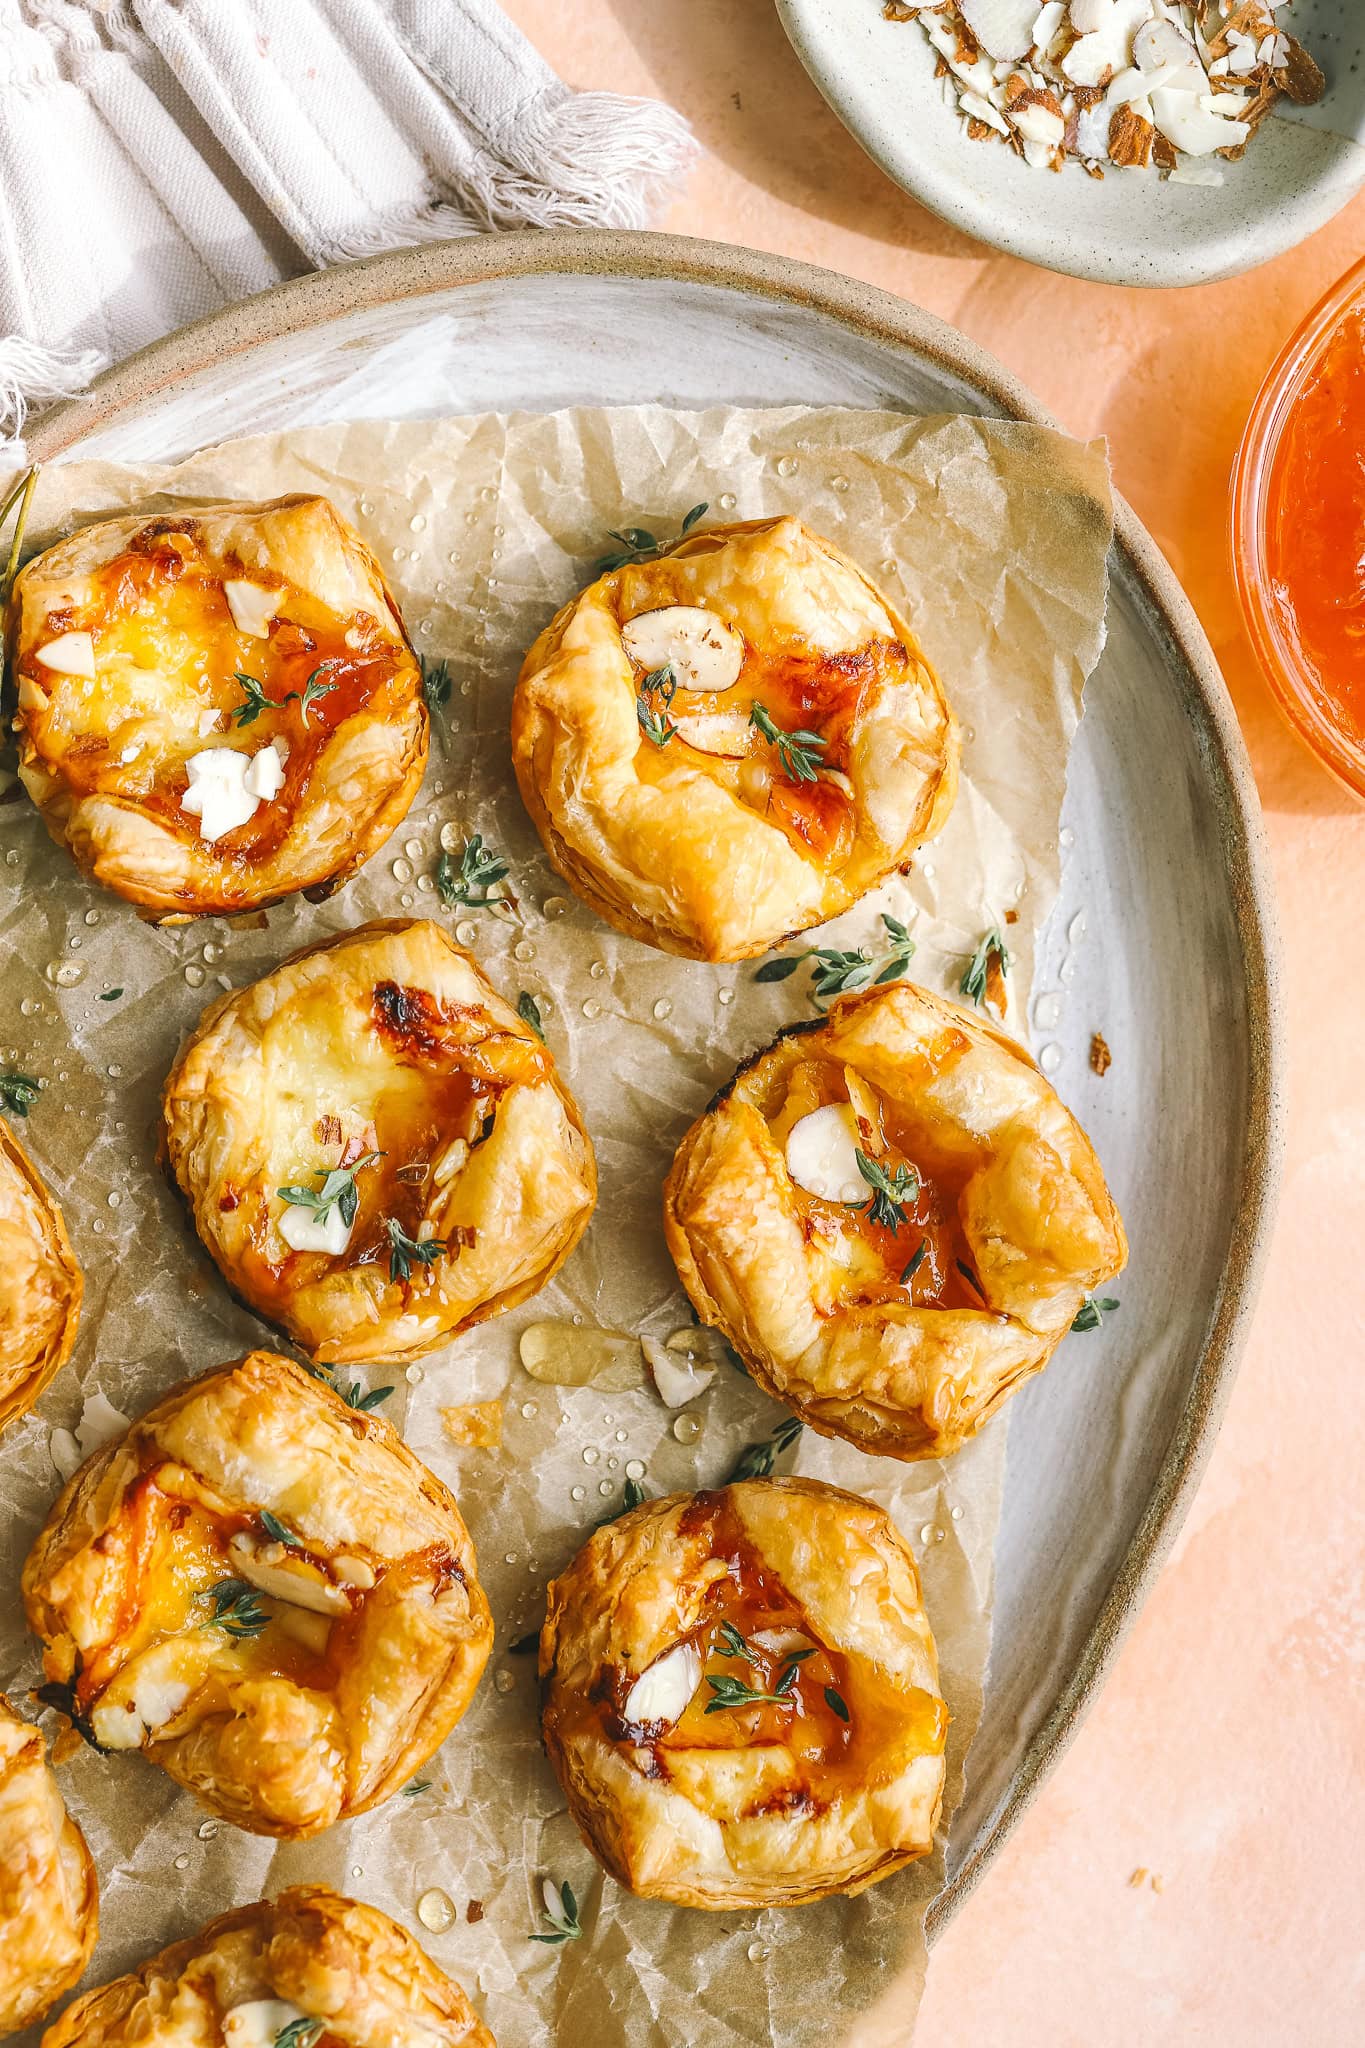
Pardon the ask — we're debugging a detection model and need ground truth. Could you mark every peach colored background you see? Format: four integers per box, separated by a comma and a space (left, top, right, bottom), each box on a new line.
501, 4, 1365, 2040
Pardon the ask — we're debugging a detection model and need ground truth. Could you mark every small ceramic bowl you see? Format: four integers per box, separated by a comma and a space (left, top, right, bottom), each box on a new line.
1231, 253, 1365, 796
775, 0, 1365, 287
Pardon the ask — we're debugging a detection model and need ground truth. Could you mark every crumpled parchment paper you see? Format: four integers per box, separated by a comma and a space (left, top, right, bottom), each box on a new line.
0, 406, 1112, 2048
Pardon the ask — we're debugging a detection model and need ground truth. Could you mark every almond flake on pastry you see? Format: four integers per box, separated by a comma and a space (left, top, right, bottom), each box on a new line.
0, 1696, 98, 2037
22, 1350, 493, 1838
7, 494, 427, 917
663, 978, 1127, 1461
0, 1122, 81, 1436
161, 919, 597, 1367
541, 1478, 947, 1908
511, 516, 958, 961
39, 1883, 494, 2048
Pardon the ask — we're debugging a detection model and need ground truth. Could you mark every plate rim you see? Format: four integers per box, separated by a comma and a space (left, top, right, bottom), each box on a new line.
22, 227, 1286, 1934
774, 0, 1365, 289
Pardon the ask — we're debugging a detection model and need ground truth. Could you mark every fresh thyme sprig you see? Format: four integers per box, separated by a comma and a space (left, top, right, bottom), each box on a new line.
704, 1660, 805, 1714
596, 500, 708, 575
749, 700, 828, 784
900, 1242, 928, 1286
635, 662, 677, 747
200, 1578, 270, 1639
274, 2021, 324, 2048
824, 1685, 850, 1722
334, 1378, 394, 1411
961, 926, 1010, 1010
853, 1150, 919, 1231
435, 832, 509, 909
530, 1877, 583, 1946
0, 1072, 40, 1118
1072, 1295, 1120, 1332
384, 1217, 447, 1283
277, 1150, 381, 1231
714, 1620, 816, 1668
233, 663, 338, 730
421, 655, 453, 722
727, 1415, 804, 1483
402, 1778, 432, 1798
517, 991, 545, 1040
754, 914, 916, 1010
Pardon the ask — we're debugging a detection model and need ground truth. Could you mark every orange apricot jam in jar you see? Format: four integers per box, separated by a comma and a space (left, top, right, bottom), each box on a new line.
1233, 260, 1365, 796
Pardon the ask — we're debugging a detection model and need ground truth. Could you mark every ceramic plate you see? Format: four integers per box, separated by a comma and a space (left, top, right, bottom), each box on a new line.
24, 230, 1283, 1925
776, 0, 1365, 287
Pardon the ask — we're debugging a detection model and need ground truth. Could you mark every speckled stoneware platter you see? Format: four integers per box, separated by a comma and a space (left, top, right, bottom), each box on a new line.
776, 0, 1365, 287
22, 229, 1283, 1930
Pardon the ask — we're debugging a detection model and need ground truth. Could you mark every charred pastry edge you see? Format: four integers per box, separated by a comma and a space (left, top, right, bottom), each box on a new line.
514, 516, 960, 964
159, 919, 597, 1366
5, 497, 430, 921
0, 1122, 83, 1435
23, 1351, 492, 1835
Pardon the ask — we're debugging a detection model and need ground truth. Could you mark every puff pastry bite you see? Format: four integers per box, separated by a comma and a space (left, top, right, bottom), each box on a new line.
541, 1477, 946, 1908
511, 516, 958, 960
161, 918, 596, 1366
663, 980, 1127, 1461
41, 1883, 494, 2047
21, 1350, 492, 1839
0, 1695, 98, 2037
0, 1123, 82, 1434
7, 495, 426, 916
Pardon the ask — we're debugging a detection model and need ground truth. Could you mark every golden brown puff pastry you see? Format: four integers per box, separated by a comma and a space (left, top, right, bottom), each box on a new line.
663, 980, 1127, 1461
510, 516, 959, 961
541, 1477, 946, 1909
0, 1123, 82, 1435
40, 1884, 493, 2048
21, 1350, 492, 1839
6, 495, 426, 917
0, 1695, 98, 2038
160, 918, 596, 1367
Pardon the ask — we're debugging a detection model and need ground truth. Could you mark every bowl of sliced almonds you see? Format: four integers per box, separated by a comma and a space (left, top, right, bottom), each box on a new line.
775, 0, 1365, 285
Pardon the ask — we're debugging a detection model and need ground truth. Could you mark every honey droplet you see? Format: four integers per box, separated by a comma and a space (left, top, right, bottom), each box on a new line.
598, 1479, 613, 1497
417, 1888, 456, 1934
406, 1364, 424, 1385
589, 960, 606, 980
672, 1412, 703, 1445
404, 838, 423, 859
542, 895, 568, 920
718, 492, 737, 510
83, 908, 100, 926
652, 998, 672, 1021
581, 999, 601, 1020
440, 822, 462, 852
625, 1458, 645, 1480
582, 1446, 600, 1465
717, 987, 734, 1006
455, 919, 477, 945
571, 1485, 586, 1502
520, 1400, 538, 1419
183, 964, 204, 988
514, 940, 535, 962
391, 858, 413, 883
519, 1321, 645, 1391
46, 960, 85, 987
173, 1852, 189, 1870
493, 1668, 515, 1695
197, 1819, 218, 1840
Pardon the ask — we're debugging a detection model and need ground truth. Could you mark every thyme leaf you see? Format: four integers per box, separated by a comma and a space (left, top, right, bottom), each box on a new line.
900, 1241, 928, 1286
0, 1072, 40, 1118
274, 2022, 324, 2048
200, 1578, 269, 1639
824, 1685, 850, 1723
402, 1778, 432, 1798
1072, 1295, 1120, 1332
530, 1878, 583, 1945
853, 1149, 919, 1231
232, 662, 338, 730
635, 662, 677, 747
961, 926, 1010, 1009
421, 655, 453, 720
277, 1150, 380, 1231
956, 1257, 984, 1297
596, 501, 709, 575
257, 1510, 296, 1547
517, 991, 545, 1040
334, 1379, 394, 1411
704, 1657, 805, 1714
753, 914, 916, 1010
435, 832, 509, 909
727, 1414, 803, 1483
749, 700, 828, 784
98, 987, 124, 1002
384, 1217, 447, 1283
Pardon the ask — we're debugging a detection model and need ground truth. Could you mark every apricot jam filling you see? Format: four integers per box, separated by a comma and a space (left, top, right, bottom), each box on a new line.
19, 521, 410, 869
766, 1055, 988, 1313
631, 633, 908, 871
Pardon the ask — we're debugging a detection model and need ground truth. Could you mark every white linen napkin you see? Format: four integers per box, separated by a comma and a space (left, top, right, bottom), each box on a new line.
0, 0, 694, 438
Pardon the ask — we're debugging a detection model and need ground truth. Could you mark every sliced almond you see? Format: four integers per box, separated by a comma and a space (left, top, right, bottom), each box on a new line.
642, 1335, 716, 1409
623, 1642, 702, 1726
672, 709, 753, 758
223, 579, 277, 639
785, 1103, 866, 1206
620, 606, 744, 693
34, 632, 95, 678
227, 1533, 350, 1615
958, 0, 1037, 60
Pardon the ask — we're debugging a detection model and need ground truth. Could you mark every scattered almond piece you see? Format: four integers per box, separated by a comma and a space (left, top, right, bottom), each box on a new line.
1108, 104, 1155, 167
1128, 1865, 1149, 1887
1090, 1030, 1112, 1076
441, 1399, 504, 1448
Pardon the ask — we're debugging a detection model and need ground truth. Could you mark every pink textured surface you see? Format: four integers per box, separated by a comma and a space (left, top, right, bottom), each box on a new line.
507, 3, 1365, 2039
